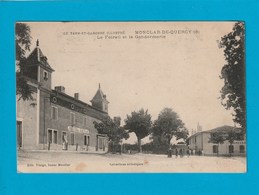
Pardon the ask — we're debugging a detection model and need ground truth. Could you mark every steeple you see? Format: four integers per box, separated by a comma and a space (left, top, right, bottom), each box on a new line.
197, 122, 202, 132
90, 84, 109, 113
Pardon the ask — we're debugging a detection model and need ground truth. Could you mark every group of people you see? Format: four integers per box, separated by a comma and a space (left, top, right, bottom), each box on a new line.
174, 148, 190, 158
167, 147, 192, 158
168, 147, 204, 158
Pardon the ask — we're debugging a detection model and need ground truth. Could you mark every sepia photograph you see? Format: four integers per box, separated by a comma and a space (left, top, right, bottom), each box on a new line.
16, 22, 246, 173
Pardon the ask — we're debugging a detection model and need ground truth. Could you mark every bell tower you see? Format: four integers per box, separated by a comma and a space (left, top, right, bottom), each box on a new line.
90, 84, 109, 113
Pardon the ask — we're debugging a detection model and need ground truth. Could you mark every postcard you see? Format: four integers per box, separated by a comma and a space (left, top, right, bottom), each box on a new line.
16, 22, 246, 173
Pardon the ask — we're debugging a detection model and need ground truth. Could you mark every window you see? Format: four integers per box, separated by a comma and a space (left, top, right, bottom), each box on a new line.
229, 145, 234, 153
48, 129, 58, 144
240, 145, 245, 153
52, 97, 57, 103
71, 133, 75, 145
99, 138, 104, 149
17, 121, 22, 148
213, 145, 218, 153
51, 106, 58, 120
43, 71, 48, 80
84, 135, 90, 146
48, 129, 52, 143
53, 130, 58, 144
62, 132, 67, 143
83, 117, 87, 126
70, 112, 75, 125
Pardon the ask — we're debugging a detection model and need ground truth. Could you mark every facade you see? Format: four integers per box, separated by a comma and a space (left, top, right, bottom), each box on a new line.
187, 126, 246, 156
16, 41, 109, 151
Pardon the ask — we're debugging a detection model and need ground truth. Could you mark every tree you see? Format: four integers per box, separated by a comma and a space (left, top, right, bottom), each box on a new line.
151, 108, 188, 149
124, 109, 152, 152
16, 23, 34, 101
219, 22, 246, 131
93, 116, 129, 152
226, 130, 237, 157
209, 132, 225, 157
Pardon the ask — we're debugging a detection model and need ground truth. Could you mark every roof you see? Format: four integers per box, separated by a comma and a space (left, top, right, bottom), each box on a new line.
91, 84, 109, 103
203, 125, 242, 134
187, 125, 242, 139
50, 89, 108, 119
25, 40, 54, 72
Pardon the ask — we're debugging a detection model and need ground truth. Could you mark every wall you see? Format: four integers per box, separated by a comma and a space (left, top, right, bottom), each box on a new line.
202, 132, 246, 156
16, 90, 38, 149
188, 133, 203, 153
44, 100, 101, 149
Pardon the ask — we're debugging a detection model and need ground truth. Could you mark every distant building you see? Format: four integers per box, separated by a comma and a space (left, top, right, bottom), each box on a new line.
16, 40, 109, 151
187, 126, 246, 156
197, 122, 202, 133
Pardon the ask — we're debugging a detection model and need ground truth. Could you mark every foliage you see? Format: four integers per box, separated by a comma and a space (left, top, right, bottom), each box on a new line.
226, 130, 237, 145
151, 108, 188, 147
219, 22, 246, 131
124, 109, 152, 152
209, 131, 225, 156
16, 72, 34, 101
16, 23, 31, 61
209, 132, 225, 145
93, 116, 129, 144
148, 135, 169, 154
16, 23, 34, 101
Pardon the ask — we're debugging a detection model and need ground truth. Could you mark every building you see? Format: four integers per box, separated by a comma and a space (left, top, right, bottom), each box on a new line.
187, 126, 246, 156
16, 40, 109, 151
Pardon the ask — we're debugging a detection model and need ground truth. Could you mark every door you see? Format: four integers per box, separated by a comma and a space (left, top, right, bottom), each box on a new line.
229, 145, 234, 154
48, 129, 52, 144
17, 121, 22, 148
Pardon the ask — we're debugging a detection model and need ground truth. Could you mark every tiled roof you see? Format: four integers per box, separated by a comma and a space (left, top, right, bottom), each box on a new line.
91, 84, 109, 103
203, 125, 242, 134
25, 43, 54, 71
91, 88, 105, 101
188, 125, 242, 139
51, 89, 108, 120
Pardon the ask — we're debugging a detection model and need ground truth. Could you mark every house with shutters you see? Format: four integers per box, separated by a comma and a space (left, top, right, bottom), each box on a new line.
16, 40, 109, 151
187, 126, 246, 156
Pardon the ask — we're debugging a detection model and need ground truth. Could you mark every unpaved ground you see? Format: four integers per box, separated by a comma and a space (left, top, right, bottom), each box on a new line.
17, 150, 246, 173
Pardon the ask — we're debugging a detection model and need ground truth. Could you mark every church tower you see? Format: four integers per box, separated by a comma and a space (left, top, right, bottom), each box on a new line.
90, 84, 109, 113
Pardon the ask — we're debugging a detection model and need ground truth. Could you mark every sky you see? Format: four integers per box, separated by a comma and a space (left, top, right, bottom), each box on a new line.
25, 22, 236, 143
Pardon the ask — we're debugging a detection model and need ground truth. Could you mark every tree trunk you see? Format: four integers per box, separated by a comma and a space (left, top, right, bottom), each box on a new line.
168, 137, 171, 146
232, 143, 234, 157
217, 144, 219, 157
137, 137, 142, 153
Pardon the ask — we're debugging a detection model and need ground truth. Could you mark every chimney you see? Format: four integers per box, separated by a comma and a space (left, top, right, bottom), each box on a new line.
55, 86, 65, 93
74, 93, 79, 100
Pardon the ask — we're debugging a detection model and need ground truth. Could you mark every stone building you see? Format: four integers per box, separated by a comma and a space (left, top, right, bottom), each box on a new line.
16, 40, 109, 151
187, 126, 246, 156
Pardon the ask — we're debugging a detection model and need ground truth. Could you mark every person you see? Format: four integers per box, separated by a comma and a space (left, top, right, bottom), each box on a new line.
175, 148, 178, 158
180, 149, 183, 158
187, 149, 190, 158
168, 147, 172, 158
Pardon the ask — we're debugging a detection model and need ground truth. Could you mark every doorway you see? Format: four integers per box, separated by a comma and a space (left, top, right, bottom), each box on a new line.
17, 121, 22, 148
